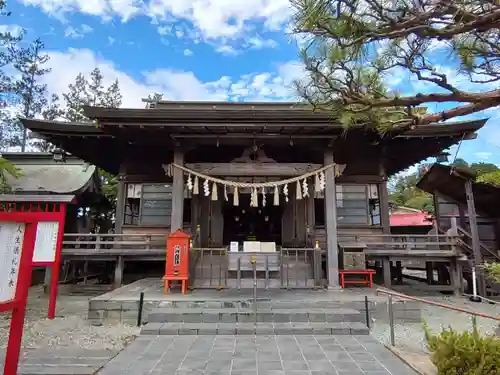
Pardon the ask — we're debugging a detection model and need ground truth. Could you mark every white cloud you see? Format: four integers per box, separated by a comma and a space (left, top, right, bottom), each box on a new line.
42, 48, 304, 108
215, 45, 239, 56
20, 0, 293, 40
245, 35, 278, 49
0, 24, 24, 37
475, 152, 492, 161
64, 24, 93, 39
183, 49, 193, 56
157, 25, 170, 35
108, 36, 116, 45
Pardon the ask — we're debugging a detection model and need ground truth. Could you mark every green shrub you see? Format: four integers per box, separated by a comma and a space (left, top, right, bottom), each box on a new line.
484, 262, 500, 283
424, 318, 500, 375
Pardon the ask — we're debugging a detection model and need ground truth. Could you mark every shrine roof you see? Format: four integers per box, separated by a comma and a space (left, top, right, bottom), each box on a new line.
1, 152, 97, 196
417, 163, 500, 218
19, 103, 487, 176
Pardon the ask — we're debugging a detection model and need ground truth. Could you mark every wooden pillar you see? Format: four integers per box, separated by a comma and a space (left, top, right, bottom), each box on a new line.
465, 179, 486, 296
395, 261, 403, 283
171, 149, 185, 231
113, 170, 127, 289
114, 256, 124, 289
115, 173, 126, 234
426, 262, 434, 284
324, 149, 339, 288
379, 182, 390, 234
382, 257, 392, 288
450, 258, 461, 296
306, 184, 315, 247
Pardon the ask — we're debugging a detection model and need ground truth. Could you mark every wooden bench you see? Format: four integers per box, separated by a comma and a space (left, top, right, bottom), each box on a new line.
339, 269, 376, 288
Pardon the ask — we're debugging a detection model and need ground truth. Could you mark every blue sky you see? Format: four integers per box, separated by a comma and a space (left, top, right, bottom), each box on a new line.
3, 0, 500, 169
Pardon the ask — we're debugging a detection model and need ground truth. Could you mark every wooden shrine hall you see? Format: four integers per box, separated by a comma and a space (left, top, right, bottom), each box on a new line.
20, 101, 487, 292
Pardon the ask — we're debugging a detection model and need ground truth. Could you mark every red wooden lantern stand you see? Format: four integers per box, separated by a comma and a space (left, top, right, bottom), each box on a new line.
163, 229, 191, 295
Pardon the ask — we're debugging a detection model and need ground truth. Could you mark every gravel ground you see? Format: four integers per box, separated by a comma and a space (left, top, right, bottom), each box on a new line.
0, 285, 140, 351
371, 277, 500, 354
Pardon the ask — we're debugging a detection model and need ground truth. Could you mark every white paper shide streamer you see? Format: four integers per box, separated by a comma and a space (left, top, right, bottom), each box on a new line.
170, 163, 339, 208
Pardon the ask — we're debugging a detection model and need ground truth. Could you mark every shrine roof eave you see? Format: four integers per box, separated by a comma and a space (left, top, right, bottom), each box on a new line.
20, 117, 487, 176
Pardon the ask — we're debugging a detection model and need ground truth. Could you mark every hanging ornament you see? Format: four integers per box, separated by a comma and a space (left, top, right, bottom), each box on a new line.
283, 183, 289, 203
319, 171, 326, 191
302, 178, 309, 198
187, 174, 193, 191
314, 173, 321, 193
296, 180, 302, 200
273, 185, 279, 206
193, 176, 199, 195
224, 184, 228, 201
334, 164, 341, 177
251, 188, 259, 207
233, 186, 239, 206
262, 187, 266, 207
211, 182, 218, 201
203, 179, 210, 196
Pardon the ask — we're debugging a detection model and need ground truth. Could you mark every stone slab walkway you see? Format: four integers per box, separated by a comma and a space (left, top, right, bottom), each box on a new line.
0, 348, 118, 375
98, 335, 418, 375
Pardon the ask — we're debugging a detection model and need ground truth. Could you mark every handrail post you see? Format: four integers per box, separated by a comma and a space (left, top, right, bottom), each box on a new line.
388, 295, 395, 346
251, 256, 257, 326
364, 296, 370, 330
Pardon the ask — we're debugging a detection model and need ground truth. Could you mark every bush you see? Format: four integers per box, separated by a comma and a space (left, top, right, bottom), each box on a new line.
424, 318, 500, 375
484, 262, 500, 284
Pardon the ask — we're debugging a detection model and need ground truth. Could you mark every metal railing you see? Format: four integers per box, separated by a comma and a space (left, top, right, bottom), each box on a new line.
376, 288, 500, 347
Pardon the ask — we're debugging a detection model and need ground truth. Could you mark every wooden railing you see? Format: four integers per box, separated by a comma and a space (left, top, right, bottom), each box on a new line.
62, 233, 460, 256
62, 233, 166, 256
456, 226, 500, 261
344, 233, 459, 256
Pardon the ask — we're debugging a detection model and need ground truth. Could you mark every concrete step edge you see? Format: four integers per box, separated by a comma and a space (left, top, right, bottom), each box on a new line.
140, 322, 370, 336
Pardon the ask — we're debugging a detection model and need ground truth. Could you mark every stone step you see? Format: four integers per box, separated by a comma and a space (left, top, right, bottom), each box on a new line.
147, 308, 365, 323
140, 321, 370, 336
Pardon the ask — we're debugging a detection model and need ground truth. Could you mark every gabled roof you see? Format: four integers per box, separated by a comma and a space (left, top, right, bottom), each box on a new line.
1, 152, 97, 196
417, 163, 500, 218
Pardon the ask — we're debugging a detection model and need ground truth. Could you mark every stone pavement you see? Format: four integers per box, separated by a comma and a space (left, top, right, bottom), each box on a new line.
0, 348, 118, 375
98, 335, 418, 375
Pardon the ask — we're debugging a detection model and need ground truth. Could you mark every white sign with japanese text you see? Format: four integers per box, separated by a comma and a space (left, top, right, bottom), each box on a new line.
0, 223, 25, 303
33, 221, 59, 263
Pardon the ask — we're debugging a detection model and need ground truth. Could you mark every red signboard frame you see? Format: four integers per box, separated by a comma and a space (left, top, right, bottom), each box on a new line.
0, 202, 67, 320
0, 214, 38, 375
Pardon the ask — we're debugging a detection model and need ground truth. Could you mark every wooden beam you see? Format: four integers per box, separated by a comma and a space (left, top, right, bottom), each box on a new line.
465, 179, 487, 297
172, 133, 337, 140
379, 151, 390, 234
114, 172, 126, 234
324, 149, 339, 288
171, 149, 185, 231
185, 163, 323, 177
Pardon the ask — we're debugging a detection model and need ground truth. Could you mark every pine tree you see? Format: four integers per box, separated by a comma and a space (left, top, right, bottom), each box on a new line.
0, 0, 23, 188
0, 0, 24, 150
32, 94, 63, 151
11, 37, 51, 151
103, 80, 122, 108
87, 68, 104, 106
63, 73, 90, 122
62, 68, 122, 122
291, 0, 500, 132
147, 92, 163, 101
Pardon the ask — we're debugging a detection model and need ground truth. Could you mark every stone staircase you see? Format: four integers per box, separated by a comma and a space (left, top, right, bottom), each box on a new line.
140, 299, 370, 336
